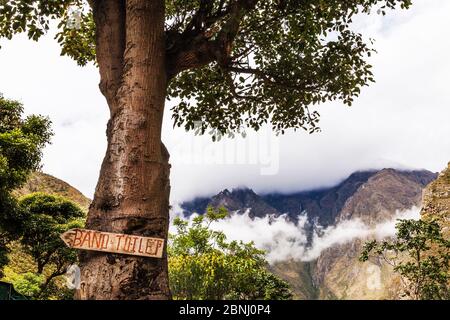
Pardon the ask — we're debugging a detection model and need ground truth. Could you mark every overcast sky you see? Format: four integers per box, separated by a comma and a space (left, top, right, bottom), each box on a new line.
0, 0, 449, 204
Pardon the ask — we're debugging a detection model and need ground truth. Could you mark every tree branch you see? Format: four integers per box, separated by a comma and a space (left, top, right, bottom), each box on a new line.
166, 0, 259, 80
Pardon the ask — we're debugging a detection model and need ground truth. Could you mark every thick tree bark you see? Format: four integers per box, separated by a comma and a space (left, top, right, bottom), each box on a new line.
77, 0, 171, 300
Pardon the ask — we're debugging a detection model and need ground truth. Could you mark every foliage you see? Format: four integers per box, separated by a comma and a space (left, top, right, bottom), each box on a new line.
4, 260, 74, 299
0, 0, 411, 138
13, 192, 85, 299
360, 218, 450, 300
167, 0, 410, 136
168, 206, 292, 300
0, 94, 52, 275
2, 267, 44, 298
0, 95, 52, 192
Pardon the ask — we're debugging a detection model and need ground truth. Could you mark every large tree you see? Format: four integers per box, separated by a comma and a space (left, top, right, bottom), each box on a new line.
0, 0, 411, 299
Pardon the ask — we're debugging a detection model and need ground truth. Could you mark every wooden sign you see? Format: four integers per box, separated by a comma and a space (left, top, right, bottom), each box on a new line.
60, 228, 164, 258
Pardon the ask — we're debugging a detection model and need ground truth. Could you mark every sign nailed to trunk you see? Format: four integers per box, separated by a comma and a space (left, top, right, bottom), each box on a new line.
60, 228, 164, 258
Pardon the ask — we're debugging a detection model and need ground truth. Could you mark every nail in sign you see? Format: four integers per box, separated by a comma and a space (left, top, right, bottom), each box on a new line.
60, 228, 164, 258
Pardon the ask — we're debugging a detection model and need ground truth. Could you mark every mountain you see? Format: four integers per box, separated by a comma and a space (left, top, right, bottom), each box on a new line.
181, 168, 438, 299
337, 169, 435, 224
14, 172, 91, 211
263, 171, 379, 226
181, 170, 381, 225
182, 169, 436, 225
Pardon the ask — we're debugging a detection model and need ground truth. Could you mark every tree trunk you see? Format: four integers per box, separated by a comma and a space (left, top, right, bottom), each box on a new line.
77, 0, 171, 300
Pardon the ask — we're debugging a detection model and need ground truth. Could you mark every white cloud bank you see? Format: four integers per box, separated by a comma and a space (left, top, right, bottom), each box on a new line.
172, 207, 421, 263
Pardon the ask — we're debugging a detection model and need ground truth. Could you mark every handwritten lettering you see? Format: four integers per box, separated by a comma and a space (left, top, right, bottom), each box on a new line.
61, 228, 164, 258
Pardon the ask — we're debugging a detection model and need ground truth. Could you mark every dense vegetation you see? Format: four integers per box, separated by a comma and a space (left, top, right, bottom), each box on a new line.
3, 193, 85, 299
0, 95, 86, 299
0, 95, 52, 276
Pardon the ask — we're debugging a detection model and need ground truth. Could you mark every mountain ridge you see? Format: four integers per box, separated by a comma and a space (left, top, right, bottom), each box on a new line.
181, 167, 438, 299
181, 168, 437, 226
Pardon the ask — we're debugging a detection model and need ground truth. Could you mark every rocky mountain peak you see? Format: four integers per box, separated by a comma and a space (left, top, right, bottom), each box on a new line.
218, 188, 231, 196
337, 169, 437, 224
209, 187, 280, 218
180, 187, 280, 218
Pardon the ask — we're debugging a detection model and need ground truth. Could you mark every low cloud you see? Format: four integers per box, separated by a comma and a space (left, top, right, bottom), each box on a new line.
171, 207, 421, 263
302, 207, 420, 261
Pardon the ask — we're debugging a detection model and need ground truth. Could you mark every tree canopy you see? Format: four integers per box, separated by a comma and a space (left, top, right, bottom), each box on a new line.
18, 193, 85, 274
0, 0, 411, 138
0, 94, 52, 275
2, 193, 85, 300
